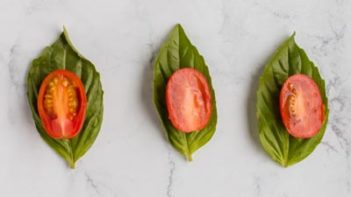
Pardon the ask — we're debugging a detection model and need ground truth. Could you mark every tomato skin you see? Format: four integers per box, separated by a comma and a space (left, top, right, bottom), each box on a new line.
37, 70, 87, 139
279, 74, 325, 139
166, 68, 212, 133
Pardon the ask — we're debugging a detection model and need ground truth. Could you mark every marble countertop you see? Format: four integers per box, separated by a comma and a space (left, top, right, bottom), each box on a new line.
1, 0, 351, 196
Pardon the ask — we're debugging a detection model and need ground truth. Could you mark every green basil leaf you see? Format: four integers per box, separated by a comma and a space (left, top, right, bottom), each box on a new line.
153, 24, 217, 161
26, 28, 104, 168
256, 34, 329, 167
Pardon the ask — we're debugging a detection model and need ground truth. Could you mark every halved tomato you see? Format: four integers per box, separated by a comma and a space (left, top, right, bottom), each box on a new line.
37, 70, 87, 139
166, 68, 212, 133
279, 74, 325, 138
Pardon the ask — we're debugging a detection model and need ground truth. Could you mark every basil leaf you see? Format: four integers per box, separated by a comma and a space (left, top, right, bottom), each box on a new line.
153, 24, 217, 161
26, 28, 104, 168
256, 34, 329, 167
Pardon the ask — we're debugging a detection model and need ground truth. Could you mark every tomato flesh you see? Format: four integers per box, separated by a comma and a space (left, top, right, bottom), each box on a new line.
280, 74, 324, 138
37, 70, 87, 139
166, 68, 212, 133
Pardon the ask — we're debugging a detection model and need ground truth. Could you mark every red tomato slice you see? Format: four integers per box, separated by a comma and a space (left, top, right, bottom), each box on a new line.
279, 74, 325, 139
37, 70, 87, 139
166, 68, 212, 133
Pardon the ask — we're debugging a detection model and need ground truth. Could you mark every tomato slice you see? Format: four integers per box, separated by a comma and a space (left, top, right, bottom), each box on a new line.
166, 68, 212, 133
37, 70, 87, 139
279, 74, 325, 138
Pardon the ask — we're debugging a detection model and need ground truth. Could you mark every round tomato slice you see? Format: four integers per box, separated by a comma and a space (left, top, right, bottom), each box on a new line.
37, 70, 87, 139
279, 74, 325, 139
166, 68, 212, 133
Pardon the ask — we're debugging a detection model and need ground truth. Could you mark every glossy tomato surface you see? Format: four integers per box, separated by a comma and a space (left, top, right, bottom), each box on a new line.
166, 68, 212, 133
37, 70, 87, 139
280, 74, 325, 138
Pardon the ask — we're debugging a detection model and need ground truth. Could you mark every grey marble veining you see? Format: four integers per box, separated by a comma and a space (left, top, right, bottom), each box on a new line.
1, 0, 351, 196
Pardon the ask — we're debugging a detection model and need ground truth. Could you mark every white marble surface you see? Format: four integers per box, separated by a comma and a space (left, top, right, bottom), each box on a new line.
0, 0, 351, 196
